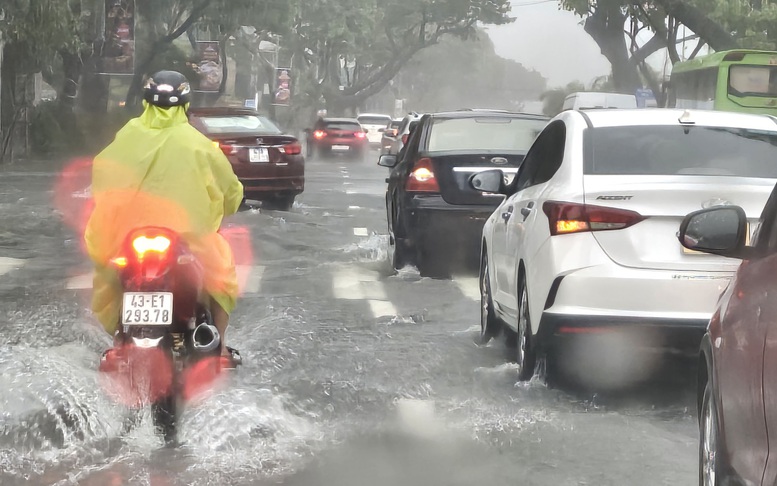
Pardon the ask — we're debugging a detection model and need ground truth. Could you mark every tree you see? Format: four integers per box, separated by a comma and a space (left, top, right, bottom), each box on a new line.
285, 0, 514, 117
540, 81, 585, 116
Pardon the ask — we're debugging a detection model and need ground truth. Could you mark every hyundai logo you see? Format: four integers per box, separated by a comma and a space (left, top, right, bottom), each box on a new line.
256, 138, 264, 145
491, 157, 508, 165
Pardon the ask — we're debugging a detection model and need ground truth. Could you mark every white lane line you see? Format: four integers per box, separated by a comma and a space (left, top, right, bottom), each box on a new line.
0, 257, 26, 276
454, 277, 480, 301
237, 265, 265, 294
348, 206, 360, 210
368, 299, 397, 318
67, 272, 94, 290
353, 227, 369, 237
332, 266, 397, 317
332, 267, 364, 299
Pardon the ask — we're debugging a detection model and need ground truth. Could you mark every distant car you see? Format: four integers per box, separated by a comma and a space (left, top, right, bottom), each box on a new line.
677, 195, 777, 486
384, 112, 423, 156
188, 107, 304, 211
378, 110, 548, 278
472, 108, 777, 382
562, 92, 638, 110
357, 113, 393, 147
307, 117, 369, 160
380, 118, 403, 154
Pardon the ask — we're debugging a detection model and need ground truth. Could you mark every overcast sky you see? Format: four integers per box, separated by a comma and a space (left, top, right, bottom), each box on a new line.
485, 1, 612, 88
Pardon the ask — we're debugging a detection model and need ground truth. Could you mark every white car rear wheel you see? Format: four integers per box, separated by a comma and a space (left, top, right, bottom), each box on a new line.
516, 276, 536, 381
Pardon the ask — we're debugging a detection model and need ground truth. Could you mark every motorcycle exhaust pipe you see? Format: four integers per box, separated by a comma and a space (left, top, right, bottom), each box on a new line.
192, 324, 221, 353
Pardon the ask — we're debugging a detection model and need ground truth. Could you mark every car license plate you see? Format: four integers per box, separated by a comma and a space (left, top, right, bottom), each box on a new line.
122, 292, 173, 325
332, 145, 349, 151
249, 148, 269, 163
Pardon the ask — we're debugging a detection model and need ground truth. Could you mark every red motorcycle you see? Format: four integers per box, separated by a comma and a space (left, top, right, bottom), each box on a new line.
98, 226, 240, 442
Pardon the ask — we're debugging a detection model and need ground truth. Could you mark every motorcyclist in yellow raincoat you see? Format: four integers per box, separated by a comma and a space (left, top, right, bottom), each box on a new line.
84, 70, 244, 360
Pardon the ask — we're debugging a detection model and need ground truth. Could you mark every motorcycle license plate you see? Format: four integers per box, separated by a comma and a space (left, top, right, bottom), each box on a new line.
122, 292, 173, 326
249, 148, 269, 163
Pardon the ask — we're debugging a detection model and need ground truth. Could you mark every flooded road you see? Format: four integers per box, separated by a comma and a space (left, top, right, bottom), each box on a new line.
0, 155, 697, 485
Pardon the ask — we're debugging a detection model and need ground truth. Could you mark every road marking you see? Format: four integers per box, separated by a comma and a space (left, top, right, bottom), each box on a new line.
332, 266, 396, 317
368, 299, 397, 317
343, 182, 353, 186
396, 399, 442, 438
453, 277, 480, 301
66, 272, 94, 290
353, 227, 369, 237
0, 257, 26, 276
348, 206, 360, 210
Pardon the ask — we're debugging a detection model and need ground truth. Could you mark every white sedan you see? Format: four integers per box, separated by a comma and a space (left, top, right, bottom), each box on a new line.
471, 108, 777, 381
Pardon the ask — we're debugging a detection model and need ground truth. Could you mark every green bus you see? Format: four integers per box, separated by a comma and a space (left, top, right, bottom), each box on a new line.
667, 49, 777, 115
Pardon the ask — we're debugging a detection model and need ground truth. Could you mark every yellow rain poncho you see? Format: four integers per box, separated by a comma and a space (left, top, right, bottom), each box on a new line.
84, 102, 244, 333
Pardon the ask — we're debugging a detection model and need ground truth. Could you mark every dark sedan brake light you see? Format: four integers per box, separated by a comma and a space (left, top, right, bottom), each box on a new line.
355, 131, 366, 139
405, 158, 440, 193
278, 141, 302, 155
213, 141, 238, 155
313, 130, 327, 139
542, 201, 643, 236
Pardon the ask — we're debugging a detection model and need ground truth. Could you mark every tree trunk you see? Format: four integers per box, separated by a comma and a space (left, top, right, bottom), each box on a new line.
652, 0, 736, 51
584, 5, 642, 94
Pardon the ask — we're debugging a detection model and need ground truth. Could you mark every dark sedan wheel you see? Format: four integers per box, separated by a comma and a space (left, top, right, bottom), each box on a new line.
700, 379, 721, 486
263, 195, 295, 211
516, 276, 536, 381
479, 252, 501, 344
416, 245, 450, 279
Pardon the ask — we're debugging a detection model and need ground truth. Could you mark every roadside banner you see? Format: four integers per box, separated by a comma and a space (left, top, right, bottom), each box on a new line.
192, 41, 223, 92
273, 68, 292, 106
97, 0, 135, 75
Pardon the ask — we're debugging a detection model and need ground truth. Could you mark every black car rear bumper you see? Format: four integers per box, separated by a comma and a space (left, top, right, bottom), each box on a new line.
401, 194, 496, 253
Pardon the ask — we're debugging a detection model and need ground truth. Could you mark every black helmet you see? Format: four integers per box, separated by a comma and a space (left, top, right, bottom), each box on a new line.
143, 70, 191, 108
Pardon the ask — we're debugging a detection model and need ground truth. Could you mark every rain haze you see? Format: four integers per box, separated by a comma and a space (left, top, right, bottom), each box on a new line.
1, 0, 771, 485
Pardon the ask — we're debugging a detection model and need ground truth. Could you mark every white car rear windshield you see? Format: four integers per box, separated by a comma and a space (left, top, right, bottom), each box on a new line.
587, 125, 777, 178
427, 117, 546, 152
200, 115, 281, 134
358, 116, 391, 126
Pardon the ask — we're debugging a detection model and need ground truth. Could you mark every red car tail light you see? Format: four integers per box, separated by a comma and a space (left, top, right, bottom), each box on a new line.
542, 201, 644, 236
313, 130, 327, 139
213, 141, 238, 155
406, 158, 440, 192
279, 141, 302, 155
355, 131, 366, 139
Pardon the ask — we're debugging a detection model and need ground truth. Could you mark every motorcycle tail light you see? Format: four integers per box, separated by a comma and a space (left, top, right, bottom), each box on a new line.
132, 235, 171, 259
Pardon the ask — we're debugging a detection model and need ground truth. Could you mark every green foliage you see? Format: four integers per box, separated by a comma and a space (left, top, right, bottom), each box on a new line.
540, 81, 585, 116
0, 0, 85, 73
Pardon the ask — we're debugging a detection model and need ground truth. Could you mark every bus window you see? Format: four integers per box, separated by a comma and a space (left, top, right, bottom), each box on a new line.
729, 65, 777, 97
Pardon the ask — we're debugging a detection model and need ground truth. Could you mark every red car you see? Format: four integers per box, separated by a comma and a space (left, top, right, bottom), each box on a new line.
188, 107, 304, 211
306, 117, 369, 159
679, 185, 777, 486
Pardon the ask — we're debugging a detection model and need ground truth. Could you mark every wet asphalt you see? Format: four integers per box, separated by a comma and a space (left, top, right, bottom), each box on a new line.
0, 153, 697, 485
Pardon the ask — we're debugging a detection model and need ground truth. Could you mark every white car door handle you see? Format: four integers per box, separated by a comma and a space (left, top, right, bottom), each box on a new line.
520, 207, 532, 218
501, 207, 513, 222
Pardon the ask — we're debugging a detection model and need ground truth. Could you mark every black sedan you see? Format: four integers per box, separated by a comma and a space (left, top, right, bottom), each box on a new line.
378, 110, 548, 278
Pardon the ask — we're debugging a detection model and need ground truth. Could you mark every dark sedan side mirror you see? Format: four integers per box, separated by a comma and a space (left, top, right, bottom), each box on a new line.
678, 206, 749, 258
469, 169, 506, 195
378, 154, 398, 168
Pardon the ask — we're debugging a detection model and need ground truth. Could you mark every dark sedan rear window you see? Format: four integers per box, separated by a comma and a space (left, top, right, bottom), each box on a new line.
199, 115, 281, 134
427, 117, 546, 152
587, 125, 777, 177
325, 122, 361, 131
